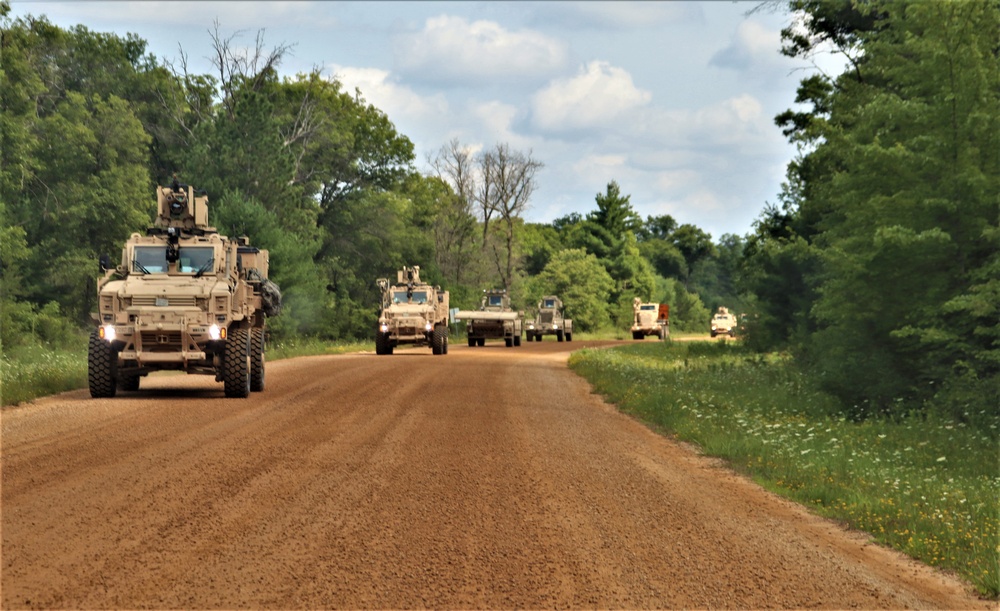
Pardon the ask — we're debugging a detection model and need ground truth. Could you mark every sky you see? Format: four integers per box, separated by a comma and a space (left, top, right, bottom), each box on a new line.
10, 1, 848, 239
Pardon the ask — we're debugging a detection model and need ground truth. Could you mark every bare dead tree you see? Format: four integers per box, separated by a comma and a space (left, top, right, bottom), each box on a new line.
427, 139, 480, 285
207, 21, 294, 119
475, 143, 543, 293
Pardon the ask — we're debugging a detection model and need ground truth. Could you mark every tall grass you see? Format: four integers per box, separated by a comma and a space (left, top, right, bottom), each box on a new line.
1, 343, 89, 406
570, 341, 1000, 598
1, 336, 371, 407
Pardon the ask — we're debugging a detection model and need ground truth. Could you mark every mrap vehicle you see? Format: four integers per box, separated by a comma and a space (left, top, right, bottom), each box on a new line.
89, 180, 281, 398
455, 289, 523, 347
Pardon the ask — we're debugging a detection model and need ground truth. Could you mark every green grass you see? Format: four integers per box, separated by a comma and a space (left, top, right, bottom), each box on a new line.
569, 341, 1000, 598
1, 336, 371, 407
1, 343, 89, 406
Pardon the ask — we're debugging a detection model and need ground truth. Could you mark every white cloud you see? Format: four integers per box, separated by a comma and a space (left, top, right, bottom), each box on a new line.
531, 61, 651, 133
394, 15, 568, 86
529, 2, 704, 30
331, 65, 448, 125
710, 20, 784, 71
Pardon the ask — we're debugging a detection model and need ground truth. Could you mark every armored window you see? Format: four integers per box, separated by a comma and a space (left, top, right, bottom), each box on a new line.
393, 291, 408, 304
543, 299, 556, 308
640, 305, 656, 311
488, 296, 503, 307
133, 247, 168, 274
411, 291, 428, 304
178, 247, 215, 274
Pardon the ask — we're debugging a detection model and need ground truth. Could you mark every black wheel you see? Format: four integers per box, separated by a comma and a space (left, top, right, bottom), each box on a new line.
526, 333, 533, 342
514, 335, 521, 346
250, 328, 266, 392
468, 337, 476, 347
505, 337, 513, 347
632, 331, 642, 340
376, 332, 388, 355
477, 338, 485, 347
566, 333, 572, 342
224, 328, 251, 398
432, 324, 445, 355
88, 330, 117, 398
557, 330, 564, 342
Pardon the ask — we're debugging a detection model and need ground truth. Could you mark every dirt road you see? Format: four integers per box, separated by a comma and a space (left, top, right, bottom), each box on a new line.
2, 340, 986, 609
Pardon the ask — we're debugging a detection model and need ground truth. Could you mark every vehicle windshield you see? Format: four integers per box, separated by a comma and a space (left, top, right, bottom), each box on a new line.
393, 290, 428, 304
543, 299, 556, 308
178, 247, 215, 274
640, 305, 656, 311
133, 247, 168, 274
487, 295, 503, 307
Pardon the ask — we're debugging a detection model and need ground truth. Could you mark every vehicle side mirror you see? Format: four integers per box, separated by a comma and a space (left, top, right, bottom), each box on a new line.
99, 253, 112, 272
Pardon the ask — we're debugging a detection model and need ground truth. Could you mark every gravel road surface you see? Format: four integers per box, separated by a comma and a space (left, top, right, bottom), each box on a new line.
2, 340, 987, 609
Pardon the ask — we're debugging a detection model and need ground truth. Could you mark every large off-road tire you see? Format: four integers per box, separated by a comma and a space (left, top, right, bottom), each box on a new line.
477, 338, 485, 347
375, 332, 388, 355
632, 331, 642, 340
432, 325, 446, 355
514, 335, 521, 347
224, 329, 251, 398
566, 333, 572, 342
250, 328, 266, 392
557, 330, 564, 342
505, 337, 513, 347
526, 333, 533, 342
468, 337, 476, 348
88, 330, 117, 398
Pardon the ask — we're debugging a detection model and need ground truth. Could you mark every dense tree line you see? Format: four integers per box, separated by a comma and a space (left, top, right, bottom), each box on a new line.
744, 0, 999, 422
3, 0, 993, 425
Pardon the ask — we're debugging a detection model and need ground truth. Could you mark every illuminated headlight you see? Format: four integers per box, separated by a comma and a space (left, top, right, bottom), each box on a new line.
209, 324, 222, 340
380, 324, 389, 332
527, 324, 534, 330
99, 325, 116, 342
552, 324, 558, 329
425, 323, 433, 332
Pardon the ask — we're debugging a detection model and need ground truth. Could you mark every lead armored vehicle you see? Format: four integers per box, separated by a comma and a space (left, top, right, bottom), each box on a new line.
89, 180, 281, 398
455, 289, 523, 347
375, 266, 450, 355
711, 306, 737, 338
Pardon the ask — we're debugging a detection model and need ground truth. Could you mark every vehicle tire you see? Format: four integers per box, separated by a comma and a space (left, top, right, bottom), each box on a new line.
710, 331, 717, 338
526, 333, 533, 342
88, 330, 117, 398
514, 335, 521, 346
250, 328, 266, 392
376, 332, 388, 355
432, 325, 445, 355
443, 334, 449, 354
224, 328, 251, 398
632, 331, 641, 340
566, 333, 572, 342
557, 330, 564, 342
468, 337, 476, 347
477, 338, 485, 347
505, 337, 513, 347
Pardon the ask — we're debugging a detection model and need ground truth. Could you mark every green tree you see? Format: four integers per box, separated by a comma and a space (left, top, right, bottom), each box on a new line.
530, 248, 615, 332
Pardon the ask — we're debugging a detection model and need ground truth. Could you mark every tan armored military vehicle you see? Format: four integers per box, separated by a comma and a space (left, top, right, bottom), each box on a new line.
455, 289, 523, 347
375, 266, 450, 355
631, 297, 669, 340
89, 180, 281, 398
711, 306, 737, 338
525, 295, 573, 342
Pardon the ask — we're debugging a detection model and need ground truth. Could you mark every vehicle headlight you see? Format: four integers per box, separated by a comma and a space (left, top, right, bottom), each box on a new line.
425, 323, 433, 332
99, 325, 116, 342
380, 324, 389, 333
209, 324, 222, 340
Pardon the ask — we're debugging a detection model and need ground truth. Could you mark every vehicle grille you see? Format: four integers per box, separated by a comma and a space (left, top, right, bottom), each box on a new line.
539, 312, 554, 323
131, 296, 198, 307
140, 331, 184, 352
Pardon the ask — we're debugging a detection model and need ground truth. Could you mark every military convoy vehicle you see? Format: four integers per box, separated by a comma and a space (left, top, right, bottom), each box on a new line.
89, 180, 281, 399
375, 266, 450, 355
455, 289, 523, 347
631, 298, 669, 340
525, 295, 573, 342
711, 306, 737, 338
